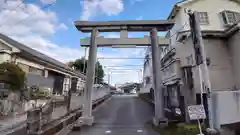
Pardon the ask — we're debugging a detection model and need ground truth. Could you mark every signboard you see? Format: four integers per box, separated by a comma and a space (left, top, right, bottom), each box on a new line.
188, 105, 206, 120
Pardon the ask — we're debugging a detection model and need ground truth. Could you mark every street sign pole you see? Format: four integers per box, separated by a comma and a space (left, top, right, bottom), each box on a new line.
188, 105, 206, 135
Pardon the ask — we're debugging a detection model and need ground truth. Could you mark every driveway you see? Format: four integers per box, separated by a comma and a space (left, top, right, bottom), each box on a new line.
70, 94, 159, 135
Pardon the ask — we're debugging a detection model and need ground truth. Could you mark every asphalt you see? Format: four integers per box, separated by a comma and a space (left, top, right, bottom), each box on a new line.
70, 94, 159, 135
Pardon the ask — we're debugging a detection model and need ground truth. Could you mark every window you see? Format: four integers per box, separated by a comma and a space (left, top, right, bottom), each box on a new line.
221, 11, 240, 26
198, 12, 209, 25
226, 11, 236, 24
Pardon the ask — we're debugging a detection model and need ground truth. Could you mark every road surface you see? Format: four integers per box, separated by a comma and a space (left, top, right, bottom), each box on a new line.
70, 94, 159, 135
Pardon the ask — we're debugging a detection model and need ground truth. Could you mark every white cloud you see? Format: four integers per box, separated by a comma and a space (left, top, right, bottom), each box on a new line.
0, 0, 80, 63
0, 0, 144, 85
104, 33, 120, 38
40, 0, 56, 5
0, 1, 59, 36
131, 0, 144, 4
136, 16, 143, 20
80, 0, 124, 20
57, 23, 68, 30
103, 32, 135, 38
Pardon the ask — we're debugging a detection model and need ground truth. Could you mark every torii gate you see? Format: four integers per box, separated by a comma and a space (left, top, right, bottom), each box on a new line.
74, 20, 174, 126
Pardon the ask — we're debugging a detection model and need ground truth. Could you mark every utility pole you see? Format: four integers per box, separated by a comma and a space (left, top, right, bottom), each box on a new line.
188, 11, 217, 130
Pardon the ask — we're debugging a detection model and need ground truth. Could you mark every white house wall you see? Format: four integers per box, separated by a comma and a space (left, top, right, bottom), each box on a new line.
169, 9, 185, 47
0, 53, 11, 63
0, 41, 12, 51
169, 0, 240, 48
16, 57, 45, 70
182, 0, 240, 31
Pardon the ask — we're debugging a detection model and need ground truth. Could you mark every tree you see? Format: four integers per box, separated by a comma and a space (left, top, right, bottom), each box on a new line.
0, 62, 26, 114
68, 57, 105, 84
0, 62, 25, 91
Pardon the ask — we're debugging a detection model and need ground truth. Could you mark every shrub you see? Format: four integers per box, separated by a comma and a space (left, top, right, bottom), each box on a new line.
177, 123, 206, 135
0, 62, 25, 91
154, 122, 206, 135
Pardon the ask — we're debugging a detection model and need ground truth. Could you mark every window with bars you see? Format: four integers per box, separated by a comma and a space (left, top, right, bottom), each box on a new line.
197, 12, 209, 25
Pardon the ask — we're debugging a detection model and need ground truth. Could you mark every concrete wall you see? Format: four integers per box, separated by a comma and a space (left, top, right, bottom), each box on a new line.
204, 38, 234, 91
213, 91, 240, 125
182, 37, 235, 93
228, 31, 240, 89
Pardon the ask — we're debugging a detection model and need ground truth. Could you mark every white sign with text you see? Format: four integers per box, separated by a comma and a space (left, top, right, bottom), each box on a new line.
188, 105, 206, 120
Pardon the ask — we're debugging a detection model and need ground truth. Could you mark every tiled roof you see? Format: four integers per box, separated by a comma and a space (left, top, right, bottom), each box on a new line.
0, 33, 85, 79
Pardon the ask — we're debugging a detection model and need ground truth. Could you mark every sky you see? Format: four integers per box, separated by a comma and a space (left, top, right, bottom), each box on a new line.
0, 0, 179, 85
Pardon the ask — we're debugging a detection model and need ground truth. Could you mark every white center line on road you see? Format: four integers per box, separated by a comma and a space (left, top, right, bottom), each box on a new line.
105, 130, 111, 134
137, 130, 143, 133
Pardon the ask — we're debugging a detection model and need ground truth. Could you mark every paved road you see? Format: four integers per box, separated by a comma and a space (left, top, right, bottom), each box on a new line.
70, 94, 159, 135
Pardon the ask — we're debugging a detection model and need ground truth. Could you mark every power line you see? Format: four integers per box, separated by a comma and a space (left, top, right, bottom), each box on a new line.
0, 0, 56, 29
0, 0, 23, 20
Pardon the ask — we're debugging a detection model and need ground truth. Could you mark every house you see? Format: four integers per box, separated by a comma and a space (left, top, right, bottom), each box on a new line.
142, 0, 240, 133
0, 33, 86, 98
161, 0, 240, 134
